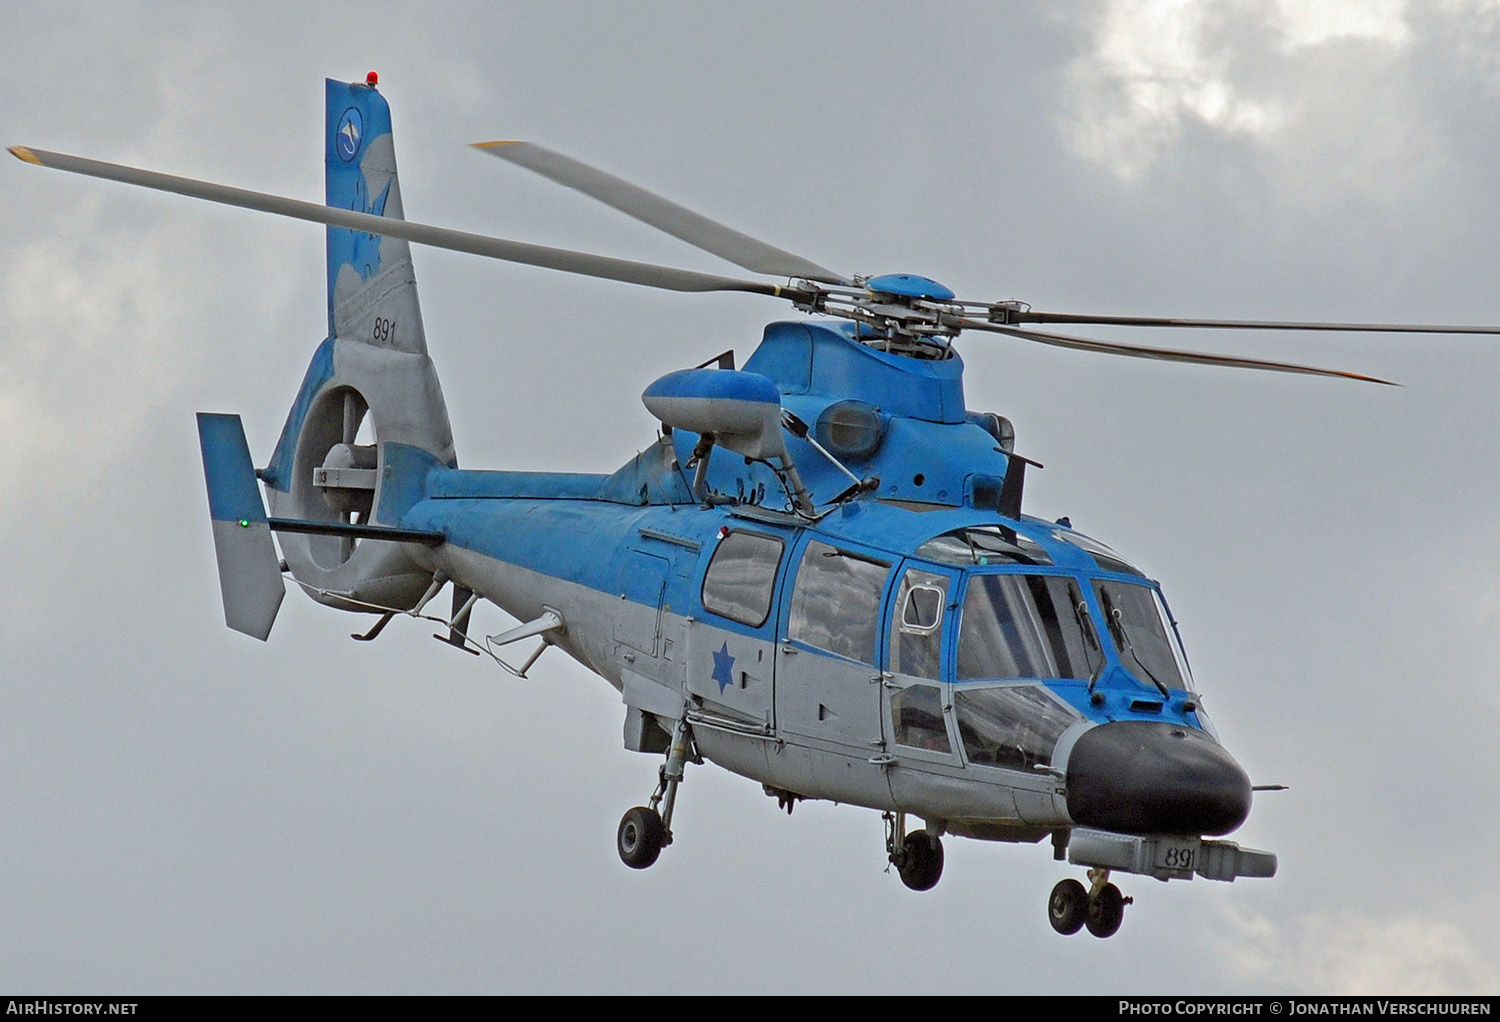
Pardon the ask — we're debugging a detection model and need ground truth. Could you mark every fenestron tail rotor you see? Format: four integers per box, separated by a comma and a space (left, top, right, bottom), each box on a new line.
15, 138, 1500, 384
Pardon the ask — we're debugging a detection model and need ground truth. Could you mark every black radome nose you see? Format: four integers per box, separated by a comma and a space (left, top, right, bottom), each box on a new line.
1065, 721, 1252, 836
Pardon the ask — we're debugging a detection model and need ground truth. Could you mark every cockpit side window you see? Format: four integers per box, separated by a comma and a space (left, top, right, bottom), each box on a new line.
701, 530, 783, 628
890, 684, 952, 753
954, 685, 1079, 770
957, 574, 1103, 681
787, 540, 890, 664
888, 566, 954, 752
889, 567, 949, 681
1091, 580, 1190, 691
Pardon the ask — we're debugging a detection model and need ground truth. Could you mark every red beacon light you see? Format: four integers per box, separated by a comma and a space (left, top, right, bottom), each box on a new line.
365, 71, 379, 87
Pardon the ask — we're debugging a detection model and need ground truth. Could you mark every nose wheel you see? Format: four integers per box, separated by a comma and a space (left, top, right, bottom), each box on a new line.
1047, 878, 1089, 934
1048, 870, 1131, 938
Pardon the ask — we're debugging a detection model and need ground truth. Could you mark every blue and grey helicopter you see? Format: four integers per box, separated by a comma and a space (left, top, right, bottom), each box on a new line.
16, 75, 1500, 939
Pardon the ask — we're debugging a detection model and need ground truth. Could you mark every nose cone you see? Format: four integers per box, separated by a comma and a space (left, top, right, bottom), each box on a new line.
1065, 721, 1252, 836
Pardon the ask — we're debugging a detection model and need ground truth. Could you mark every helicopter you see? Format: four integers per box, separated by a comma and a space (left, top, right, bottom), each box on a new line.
14, 74, 1500, 941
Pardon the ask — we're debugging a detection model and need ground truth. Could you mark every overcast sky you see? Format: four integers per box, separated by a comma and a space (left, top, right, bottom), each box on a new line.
2, 0, 1498, 996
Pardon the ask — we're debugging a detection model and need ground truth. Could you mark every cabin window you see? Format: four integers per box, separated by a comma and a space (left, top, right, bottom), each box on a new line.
953, 684, 1078, 770
890, 683, 952, 753
957, 574, 1103, 682
787, 540, 890, 664
889, 567, 949, 681
701, 531, 784, 628
1091, 580, 1190, 690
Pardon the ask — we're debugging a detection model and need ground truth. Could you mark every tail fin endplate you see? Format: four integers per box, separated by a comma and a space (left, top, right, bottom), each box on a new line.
197, 412, 285, 640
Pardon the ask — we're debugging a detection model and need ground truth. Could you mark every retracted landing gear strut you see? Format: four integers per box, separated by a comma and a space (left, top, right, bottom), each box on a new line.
617, 711, 698, 869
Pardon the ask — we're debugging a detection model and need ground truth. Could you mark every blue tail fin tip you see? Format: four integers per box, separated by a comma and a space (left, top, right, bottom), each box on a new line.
323, 77, 426, 354
198, 412, 268, 523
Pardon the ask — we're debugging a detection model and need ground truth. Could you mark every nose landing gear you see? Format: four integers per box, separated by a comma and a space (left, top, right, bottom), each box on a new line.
1047, 878, 1089, 934
1048, 869, 1132, 938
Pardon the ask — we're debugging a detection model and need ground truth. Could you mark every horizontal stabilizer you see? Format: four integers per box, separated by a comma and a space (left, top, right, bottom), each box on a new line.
197, 412, 285, 640
267, 518, 444, 545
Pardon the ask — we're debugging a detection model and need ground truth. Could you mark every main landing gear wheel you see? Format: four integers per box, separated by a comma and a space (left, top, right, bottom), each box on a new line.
1086, 882, 1126, 938
616, 806, 665, 869
1047, 878, 1088, 935
895, 831, 945, 892
617, 710, 698, 871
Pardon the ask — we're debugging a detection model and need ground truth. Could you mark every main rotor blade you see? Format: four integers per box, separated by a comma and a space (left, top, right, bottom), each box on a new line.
955, 318, 1397, 385
9, 146, 792, 297
474, 140, 849, 286
1014, 310, 1500, 336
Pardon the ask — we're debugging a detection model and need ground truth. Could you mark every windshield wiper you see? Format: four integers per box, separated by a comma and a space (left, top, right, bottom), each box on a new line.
1099, 590, 1170, 697
1074, 599, 1107, 688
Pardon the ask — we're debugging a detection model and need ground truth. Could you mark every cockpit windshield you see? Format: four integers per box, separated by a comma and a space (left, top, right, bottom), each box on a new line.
957, 574, 1105, 682
1091, 580, 1191, 692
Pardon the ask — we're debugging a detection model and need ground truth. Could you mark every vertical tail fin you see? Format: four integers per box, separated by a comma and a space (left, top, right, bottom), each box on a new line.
255, 76, 454, 615
324, 76, 428, 355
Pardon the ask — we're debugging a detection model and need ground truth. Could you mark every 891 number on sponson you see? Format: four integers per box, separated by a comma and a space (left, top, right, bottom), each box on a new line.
1161, 845, 1196, 870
